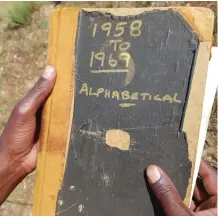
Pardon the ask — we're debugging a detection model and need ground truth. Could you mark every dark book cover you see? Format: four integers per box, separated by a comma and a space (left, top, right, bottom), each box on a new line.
54, 9, 199, 216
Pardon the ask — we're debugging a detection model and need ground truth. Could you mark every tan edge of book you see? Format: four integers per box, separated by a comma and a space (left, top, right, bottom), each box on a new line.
32, 7, 214, 216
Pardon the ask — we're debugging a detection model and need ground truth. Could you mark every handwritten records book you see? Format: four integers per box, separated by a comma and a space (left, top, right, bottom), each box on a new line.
33, 7, 214, 216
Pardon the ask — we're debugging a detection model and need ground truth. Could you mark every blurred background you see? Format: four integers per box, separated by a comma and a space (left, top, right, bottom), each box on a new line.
0, 1, 217, 215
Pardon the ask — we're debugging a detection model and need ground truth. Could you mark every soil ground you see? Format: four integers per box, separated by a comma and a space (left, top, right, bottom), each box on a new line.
0, 2, 217, 215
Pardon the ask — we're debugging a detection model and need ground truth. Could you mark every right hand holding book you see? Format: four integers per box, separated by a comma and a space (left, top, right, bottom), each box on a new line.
146, 160, 217, 216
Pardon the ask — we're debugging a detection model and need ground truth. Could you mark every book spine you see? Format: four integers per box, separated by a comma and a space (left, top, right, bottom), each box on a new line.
32, 8, 80, 216
32, 8, 62, 216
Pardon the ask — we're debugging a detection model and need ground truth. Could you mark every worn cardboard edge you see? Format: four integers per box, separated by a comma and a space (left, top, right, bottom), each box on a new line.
183, 41, 212, 205
190, 47, 218, 205
63, 10, 79, 168
82, 7, 214, 41
52, 7, 214, 42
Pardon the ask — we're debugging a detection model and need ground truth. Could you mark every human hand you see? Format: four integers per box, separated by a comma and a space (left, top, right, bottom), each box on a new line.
0, 65, 56, 204
146, 159, 217, 216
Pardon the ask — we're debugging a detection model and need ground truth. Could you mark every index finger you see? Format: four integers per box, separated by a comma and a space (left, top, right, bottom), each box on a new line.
198, 159, 217, 196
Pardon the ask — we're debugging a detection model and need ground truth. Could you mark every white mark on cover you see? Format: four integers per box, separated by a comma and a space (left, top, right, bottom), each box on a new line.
101, 172, 111, 186
164, 28, 172, 46
80, 130, 102, 137
69, 186, 75, 191
78, 204, 85, 213
58, 200, 64, 206
56, 201, 78, 215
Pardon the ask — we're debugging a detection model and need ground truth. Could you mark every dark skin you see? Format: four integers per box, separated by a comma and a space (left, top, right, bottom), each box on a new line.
0, 65, 217, 215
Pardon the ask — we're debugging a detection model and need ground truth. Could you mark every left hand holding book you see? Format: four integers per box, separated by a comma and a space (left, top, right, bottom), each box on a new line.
0, 65, 56, 204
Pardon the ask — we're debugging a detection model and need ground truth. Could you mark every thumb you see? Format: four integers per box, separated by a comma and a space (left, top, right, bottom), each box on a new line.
11, 65, 56, 122
146, 165, 194, 216
0, 65, 56, 159
1, 65, 56, 143
16, 65, 56, 114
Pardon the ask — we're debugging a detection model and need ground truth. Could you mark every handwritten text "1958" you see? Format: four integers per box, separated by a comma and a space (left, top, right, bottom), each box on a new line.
92, 20, 143, 38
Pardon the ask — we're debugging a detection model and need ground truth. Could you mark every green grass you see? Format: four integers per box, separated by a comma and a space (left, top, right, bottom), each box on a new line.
0, 2, 36, 28
39, 18, 49, 29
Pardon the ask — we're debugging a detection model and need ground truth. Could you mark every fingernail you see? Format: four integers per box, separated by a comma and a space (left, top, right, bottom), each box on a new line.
146, 165, 161, 184
42, 65, 55, 79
